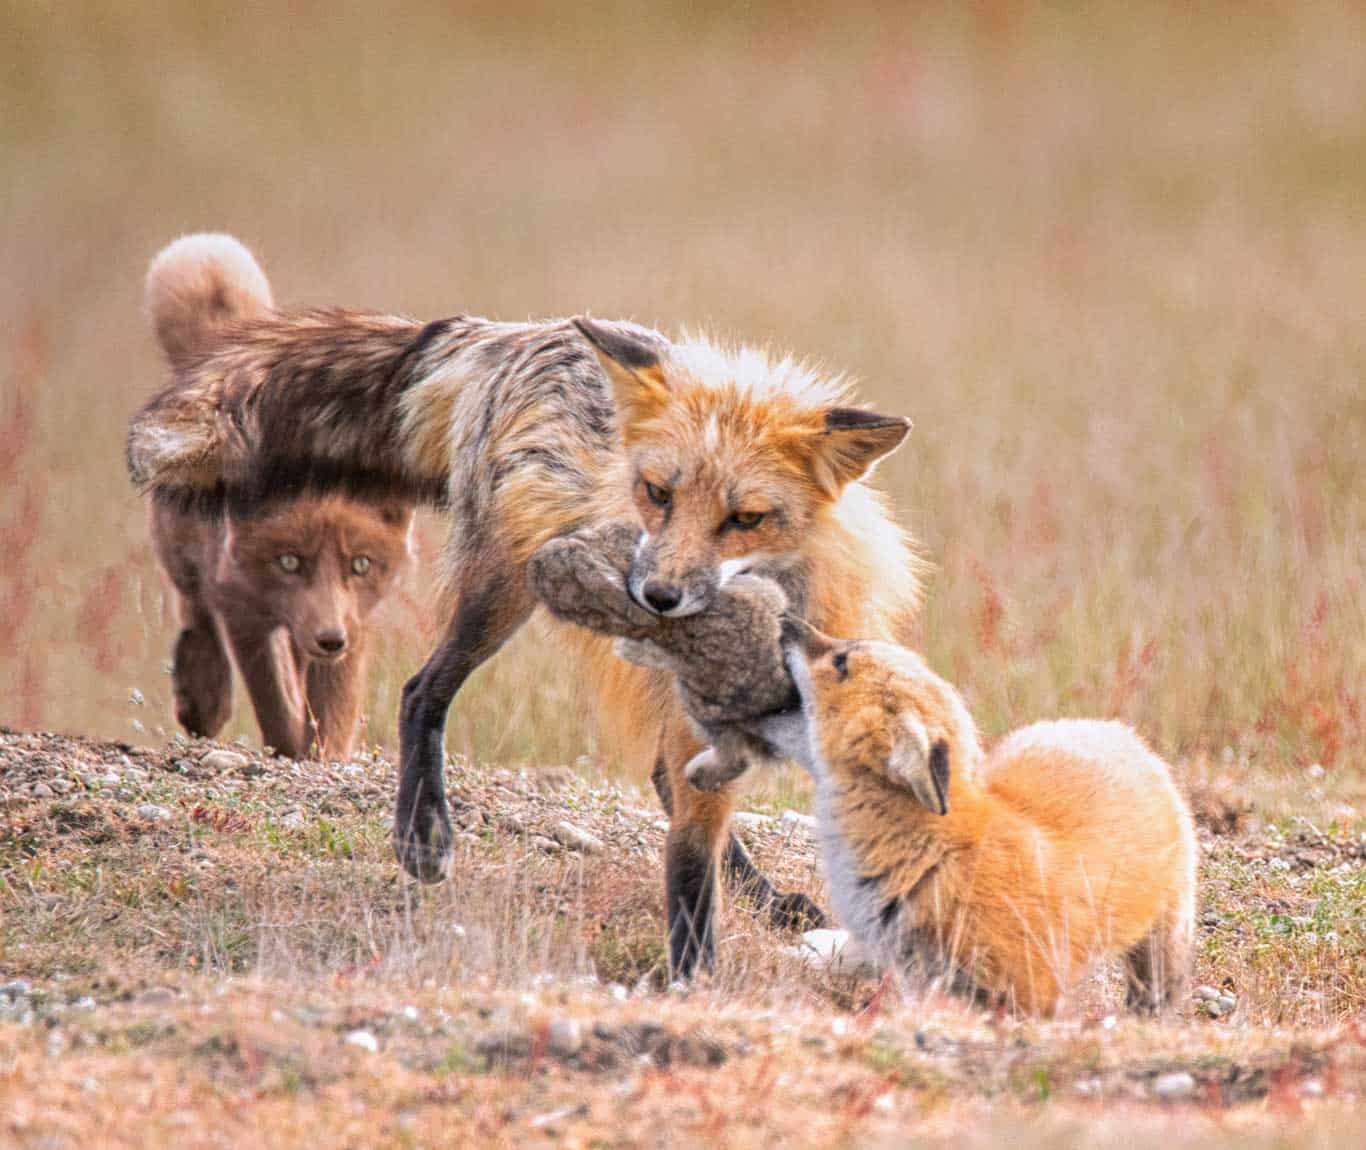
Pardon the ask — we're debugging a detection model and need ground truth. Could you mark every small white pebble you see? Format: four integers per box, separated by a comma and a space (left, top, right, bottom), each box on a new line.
136, 804, 172, 822
200, 749, 249, 772
550, 821, 604, 853
547, 1018, 583, 1057
344, 1029, 378, 1053
1153, 1072, 1196, 1101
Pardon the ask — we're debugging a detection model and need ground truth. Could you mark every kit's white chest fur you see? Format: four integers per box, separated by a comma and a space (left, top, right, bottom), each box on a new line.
812, 783, 903, 963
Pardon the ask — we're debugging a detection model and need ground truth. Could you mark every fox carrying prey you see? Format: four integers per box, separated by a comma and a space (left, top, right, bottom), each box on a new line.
126, 233, 921, 977
533, 527, 1196, 1013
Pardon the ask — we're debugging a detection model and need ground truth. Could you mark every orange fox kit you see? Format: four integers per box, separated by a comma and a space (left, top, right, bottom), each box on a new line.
141, 234, 413, 760
761, 626, 1197, 1014
149, 495, 412, 760
127, 233, 922, 978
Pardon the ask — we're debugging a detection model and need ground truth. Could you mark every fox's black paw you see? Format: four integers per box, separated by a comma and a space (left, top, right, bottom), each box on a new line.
392, 800, 453, 883
769, 890, 827, 932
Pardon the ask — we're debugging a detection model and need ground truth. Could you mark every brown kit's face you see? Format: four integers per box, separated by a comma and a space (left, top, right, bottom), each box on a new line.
224, 498, 412, 660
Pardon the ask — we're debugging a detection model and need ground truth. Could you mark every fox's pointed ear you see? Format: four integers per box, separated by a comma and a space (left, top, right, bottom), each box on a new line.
780, 615, 839, 659
804, 408, 910, 497
886, 720, 950, 815
573, 317, 671, 428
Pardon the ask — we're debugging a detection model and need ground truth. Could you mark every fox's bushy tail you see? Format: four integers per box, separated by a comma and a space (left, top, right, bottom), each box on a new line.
128, 234, 459, 509
145, 233, 274, 368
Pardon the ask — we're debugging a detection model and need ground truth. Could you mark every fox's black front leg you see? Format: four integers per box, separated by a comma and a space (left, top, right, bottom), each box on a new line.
665, 826, 718, 979
395, 572, 532, 882
652, 754, 826, 947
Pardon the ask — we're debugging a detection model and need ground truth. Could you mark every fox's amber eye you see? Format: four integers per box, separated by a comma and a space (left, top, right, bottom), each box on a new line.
277, 553, 301, 574
351, 555, 372, 576
728, 510, 766, 531
644, 481, 672, 507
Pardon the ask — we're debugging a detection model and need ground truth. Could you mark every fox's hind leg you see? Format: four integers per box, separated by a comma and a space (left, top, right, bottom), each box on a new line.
1123, 905, 1194, 1013
170, 597, 233, 739
723, 837, 826, 932
394, 562, 534, 882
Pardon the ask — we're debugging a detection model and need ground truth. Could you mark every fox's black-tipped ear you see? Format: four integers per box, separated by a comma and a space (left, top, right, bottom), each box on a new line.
573, 317, 671, 429
928, 738, 951, 815
805, 407, 910, 497
887, 723, 950, 815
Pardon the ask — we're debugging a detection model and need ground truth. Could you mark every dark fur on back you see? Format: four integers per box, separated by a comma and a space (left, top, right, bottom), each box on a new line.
131, 311, 456, 513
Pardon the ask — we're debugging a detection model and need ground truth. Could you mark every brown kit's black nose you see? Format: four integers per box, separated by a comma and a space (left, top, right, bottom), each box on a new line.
316, 630, 347, 654
642, 582, 682, 613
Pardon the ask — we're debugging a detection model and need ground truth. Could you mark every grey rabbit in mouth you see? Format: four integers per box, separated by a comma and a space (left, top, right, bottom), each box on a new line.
526, 521, 802, 791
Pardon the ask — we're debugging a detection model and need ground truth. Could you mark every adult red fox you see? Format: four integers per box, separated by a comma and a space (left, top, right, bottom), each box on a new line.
141, 236, 413, 759
761, 625, 1197, 1014
127, 234, 922, 977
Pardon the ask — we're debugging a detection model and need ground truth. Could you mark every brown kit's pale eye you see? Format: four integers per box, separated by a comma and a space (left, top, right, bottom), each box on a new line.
277, 553, 301, 573
351, 555, 372, 575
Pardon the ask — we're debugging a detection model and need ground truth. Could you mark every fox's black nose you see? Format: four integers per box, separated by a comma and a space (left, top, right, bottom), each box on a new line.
642, 582, 683, 614
316, 630, 347, 655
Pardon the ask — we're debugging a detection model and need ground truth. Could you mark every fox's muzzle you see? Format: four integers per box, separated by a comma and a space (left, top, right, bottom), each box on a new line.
627, 534, 712, 618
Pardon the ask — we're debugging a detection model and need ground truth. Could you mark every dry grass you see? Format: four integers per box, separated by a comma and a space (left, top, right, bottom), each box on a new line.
1, 731, 1363, 1147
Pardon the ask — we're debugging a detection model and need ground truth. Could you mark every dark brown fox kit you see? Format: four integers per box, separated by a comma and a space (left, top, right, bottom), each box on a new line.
150, 495, 411, 759
140, 234, 412, 759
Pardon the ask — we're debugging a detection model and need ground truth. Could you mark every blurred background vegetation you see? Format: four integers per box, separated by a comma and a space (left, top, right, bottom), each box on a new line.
1, 1, 1361, 794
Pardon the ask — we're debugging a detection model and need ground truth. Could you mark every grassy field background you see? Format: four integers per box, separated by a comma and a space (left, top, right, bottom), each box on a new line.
1, 0, 1363, 790
2, 5, 1365, 1144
